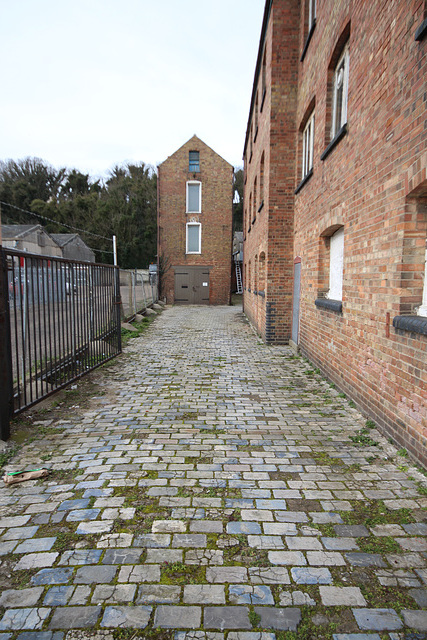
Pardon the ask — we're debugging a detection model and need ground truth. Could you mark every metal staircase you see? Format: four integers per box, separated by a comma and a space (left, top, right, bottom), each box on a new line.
235, 261, 243, 294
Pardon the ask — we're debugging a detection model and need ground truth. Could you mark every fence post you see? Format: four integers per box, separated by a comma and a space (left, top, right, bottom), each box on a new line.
0, 248, 13, 440
115, 266, 122, 352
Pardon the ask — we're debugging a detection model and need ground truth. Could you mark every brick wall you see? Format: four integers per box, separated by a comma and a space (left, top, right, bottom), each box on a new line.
244, 0, 427, 465
294, 0, 427, 465
243, 0, 300, 343
158, 136, 233, 305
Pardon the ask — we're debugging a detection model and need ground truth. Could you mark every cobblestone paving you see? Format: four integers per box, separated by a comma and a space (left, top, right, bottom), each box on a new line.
1, 305, 427, 640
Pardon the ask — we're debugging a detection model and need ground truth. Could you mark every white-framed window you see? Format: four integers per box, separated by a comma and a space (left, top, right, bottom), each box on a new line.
308, 0, 316, 30
302, 111, 315, 179
186, 181, 201, 213
327, 227, 344, 301
186, 222, 201, 254
331, 44, 349, 139
418, 247, 427, 317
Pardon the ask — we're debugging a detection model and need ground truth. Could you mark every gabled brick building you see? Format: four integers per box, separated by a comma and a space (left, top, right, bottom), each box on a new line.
244, 0, 427, 464
157, 136, 233, 306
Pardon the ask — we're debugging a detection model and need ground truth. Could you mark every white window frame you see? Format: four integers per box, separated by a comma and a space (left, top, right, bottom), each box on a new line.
418, 247, 427, 317
331, 44, 349, 139
186, 222, 201, 254
308, 0, 316, 30
302, 111, 315, 179
327, 227, 344, 301
186, 181, 201, 213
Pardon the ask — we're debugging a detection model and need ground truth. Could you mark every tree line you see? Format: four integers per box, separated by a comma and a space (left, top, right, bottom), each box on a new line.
0, 157, 157, 268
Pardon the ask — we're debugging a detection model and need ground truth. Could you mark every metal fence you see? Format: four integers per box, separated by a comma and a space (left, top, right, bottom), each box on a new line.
0, 248, 122, 438
119, 268, 158, 320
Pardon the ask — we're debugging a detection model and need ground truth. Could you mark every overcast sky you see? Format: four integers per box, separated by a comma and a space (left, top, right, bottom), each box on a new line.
0, 0, 265, 180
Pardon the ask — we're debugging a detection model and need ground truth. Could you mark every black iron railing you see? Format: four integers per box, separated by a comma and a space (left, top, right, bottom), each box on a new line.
0, 248, 121, 438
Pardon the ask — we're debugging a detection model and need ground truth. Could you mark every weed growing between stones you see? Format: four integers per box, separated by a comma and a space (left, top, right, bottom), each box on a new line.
358, 535, 401, 554
360, 578, 416, 612
341, 500, 415, 527
160, 561, 205, 585
222, 534, 271, 567
349, 427, 381, 449
248, 608, 261, 627
276, 606, 358, 639
121, 314, 159, 347
113, 628, 171, 640
0, 444, 20, 470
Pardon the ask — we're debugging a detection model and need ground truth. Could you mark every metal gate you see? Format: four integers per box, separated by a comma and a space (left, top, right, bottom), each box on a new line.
0, 247, 122, 439
174, 266, 210, 304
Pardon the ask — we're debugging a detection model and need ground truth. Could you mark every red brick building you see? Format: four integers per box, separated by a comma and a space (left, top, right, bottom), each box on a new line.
244, 0, 427, 464
157, 136, 233, 305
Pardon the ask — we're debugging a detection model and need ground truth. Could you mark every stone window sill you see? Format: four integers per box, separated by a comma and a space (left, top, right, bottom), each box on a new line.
415, 17, 427, 41
301, 19, 316, 62
393, 315, 427, 336
261, 89, 266, 112
295, 169, 313, 195
315, 298, 343, 313
321, 124, 347, 161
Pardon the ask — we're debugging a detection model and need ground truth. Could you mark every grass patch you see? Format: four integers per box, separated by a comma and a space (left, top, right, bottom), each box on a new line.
121, 313, 160, 346
349, 428, 379, 447
160, 562, 205, 585
277, 606, 358, 639
357, 535, 401, 554
341, 500, 415, 527
0, 445, 20, 470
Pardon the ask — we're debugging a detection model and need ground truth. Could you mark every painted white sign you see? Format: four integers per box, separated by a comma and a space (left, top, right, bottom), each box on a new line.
202, 282, 208, 287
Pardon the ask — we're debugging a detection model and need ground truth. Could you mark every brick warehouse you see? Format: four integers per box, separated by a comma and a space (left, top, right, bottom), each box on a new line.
243, 0, 427, 464
157, 136, 233, 305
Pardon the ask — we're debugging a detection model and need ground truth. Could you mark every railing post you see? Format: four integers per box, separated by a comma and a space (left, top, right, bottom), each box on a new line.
115, 266, 122, 352
0, 248, 13, 440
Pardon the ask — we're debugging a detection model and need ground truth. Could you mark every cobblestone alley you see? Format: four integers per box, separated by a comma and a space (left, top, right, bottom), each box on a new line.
1, 305, 427, 640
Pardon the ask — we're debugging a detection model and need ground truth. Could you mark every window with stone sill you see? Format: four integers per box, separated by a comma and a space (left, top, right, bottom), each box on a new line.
186, 222, 201, 254
261, 47, 267, 110
393, 195, 427, 335
327, 227, 344, 301
301, 0, 316, 61
186, 181, 201, 214
316, 225, 344, 312
253, 178, 257, 224
302, 111, 315, 180
331, 44, 349, 140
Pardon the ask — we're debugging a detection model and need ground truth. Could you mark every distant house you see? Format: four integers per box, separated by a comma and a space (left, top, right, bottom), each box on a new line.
157, 135, 233, 305
1, 226, 95, 263
1, 225, 62, 258
51, 234, 95, 263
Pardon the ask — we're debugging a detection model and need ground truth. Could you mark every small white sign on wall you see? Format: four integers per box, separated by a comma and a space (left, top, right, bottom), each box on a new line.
202, 282, 208, 287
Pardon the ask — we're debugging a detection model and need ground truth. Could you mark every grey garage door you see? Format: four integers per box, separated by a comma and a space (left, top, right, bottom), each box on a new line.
174, 267, 210, 305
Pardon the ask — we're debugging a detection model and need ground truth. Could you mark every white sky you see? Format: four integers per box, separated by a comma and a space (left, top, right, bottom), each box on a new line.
0, 0, 265, 180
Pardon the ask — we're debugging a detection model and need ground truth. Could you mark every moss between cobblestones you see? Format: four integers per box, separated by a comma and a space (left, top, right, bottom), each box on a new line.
160, 561, 205, 585
341, 500, 415, 526
357, 535, 401, 555
361, 581, 416, 612
113, 627, 172, 640
0, 561, 38, 590
222, 534, 271, 567
121, 314, 159, 346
